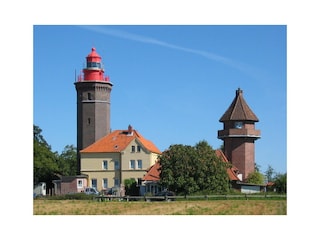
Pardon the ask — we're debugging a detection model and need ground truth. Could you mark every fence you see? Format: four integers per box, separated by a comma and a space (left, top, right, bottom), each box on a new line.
95, 194, 286, 202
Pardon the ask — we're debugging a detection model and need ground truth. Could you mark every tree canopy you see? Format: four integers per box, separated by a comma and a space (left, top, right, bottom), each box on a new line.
33, 125, 77, 188
246, 171, 265, 185
159, 140, 230, 195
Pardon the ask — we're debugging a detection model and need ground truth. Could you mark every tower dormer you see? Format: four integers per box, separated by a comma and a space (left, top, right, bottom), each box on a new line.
217, 88, 261, 181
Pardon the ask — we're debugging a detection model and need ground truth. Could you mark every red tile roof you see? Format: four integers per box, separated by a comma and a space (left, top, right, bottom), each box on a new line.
219, 88, 259, 122
142, 161, 161, 181
80, 128, 161, 154
142, 149, 240, 182
214, 149, 240, 181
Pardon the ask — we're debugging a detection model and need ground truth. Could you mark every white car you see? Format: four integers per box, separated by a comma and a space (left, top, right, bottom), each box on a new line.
84, 187, 99, 195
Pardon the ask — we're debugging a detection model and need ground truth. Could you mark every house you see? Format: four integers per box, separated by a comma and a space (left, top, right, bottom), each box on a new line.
140, 161, 162, 195
79, 125, 161, 192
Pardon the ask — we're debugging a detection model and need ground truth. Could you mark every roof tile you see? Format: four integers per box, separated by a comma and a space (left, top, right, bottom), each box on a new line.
219, 88, 259, 122
80, 129, 161, 154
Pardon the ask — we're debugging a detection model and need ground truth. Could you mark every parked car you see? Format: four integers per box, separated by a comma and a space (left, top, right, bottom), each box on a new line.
101, 188, 114, 196
153, 190, 176, 201
84, 187, 100, 195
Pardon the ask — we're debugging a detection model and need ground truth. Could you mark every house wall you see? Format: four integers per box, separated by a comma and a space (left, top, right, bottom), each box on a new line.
80, 143, 160, 191
81, 152, 120, 191
240, 185, 261, 194
57, 178, 88, 195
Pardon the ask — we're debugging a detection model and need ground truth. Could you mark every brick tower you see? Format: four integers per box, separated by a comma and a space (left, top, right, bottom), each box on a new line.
217, 88, 260, 181
74, 48, 113, 173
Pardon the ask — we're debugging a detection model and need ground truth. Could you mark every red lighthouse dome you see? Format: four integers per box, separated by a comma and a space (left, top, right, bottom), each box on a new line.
78, 48, 111, 82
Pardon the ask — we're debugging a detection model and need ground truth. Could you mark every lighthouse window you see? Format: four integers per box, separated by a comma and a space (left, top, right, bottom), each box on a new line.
87, 62, 101, 68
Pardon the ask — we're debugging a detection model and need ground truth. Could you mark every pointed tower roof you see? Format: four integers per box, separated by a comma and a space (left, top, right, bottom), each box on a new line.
219, 88, 259, 122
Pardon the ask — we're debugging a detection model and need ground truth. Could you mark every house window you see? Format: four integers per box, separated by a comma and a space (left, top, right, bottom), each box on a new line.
103, 160, 108, 170
114, 178, 120, 187
131, 145, 135, 152
91, 179, 97, 189
114, 160, 119, 170
130, 160, 135, 169
77, 179, 83, 188
137, 159, 142, 169
137, 146, 141, 152
103, 178, 108, 189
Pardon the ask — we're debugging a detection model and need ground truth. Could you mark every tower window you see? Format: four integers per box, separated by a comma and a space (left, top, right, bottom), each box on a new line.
234, 121, 243, 129
87, 62, 101, 68
88, 93, 92, 100
87, 118, 91, 125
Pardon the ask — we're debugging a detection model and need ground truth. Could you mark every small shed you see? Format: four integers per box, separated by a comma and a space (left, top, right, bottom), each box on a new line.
52, 174, 88, 195
233, 181, 266, 193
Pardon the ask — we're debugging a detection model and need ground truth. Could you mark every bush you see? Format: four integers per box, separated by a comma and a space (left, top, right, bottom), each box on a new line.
41, 193, 95, 200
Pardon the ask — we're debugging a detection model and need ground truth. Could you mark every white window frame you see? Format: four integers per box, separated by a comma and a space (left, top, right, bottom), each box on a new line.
137, 159, 142, 169
114, 160, 119, 170
91, 179, 97, 189
103, 160, 108, 170
130, 159, 135, 169
103, 178, 108, 189
77, 179, 83, 188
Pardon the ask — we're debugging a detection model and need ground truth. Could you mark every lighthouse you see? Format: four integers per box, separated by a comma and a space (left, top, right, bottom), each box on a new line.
74, 48, 113, 173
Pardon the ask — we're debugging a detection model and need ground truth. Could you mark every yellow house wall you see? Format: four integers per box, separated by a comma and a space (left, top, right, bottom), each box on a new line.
81, 152, 121, 191
120, 139, 160, 182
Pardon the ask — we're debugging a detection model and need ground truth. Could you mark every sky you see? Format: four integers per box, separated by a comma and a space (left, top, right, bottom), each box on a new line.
34, 25, 287, 174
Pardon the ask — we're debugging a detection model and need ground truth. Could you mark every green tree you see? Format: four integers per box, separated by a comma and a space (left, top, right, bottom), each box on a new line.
246, 171, 265, 184
58, 144, 77, 176
33, 125, 59, 189
124, 178, 139, 196
194, 141, 229, 193
274, 172, 287, 193
265, 165, 275, 182
159, 140, 229, 195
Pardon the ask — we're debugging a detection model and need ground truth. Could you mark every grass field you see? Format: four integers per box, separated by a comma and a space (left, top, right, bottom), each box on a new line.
33, 199, 286, 215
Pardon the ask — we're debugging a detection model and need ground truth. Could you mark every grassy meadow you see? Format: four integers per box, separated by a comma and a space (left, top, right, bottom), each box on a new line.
33, 199, 286, 215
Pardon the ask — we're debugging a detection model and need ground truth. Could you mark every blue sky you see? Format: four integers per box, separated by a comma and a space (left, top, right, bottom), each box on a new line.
34, 25, 286, 174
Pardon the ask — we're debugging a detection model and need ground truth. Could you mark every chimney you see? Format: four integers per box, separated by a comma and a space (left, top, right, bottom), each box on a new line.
128, 125, 133, 135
